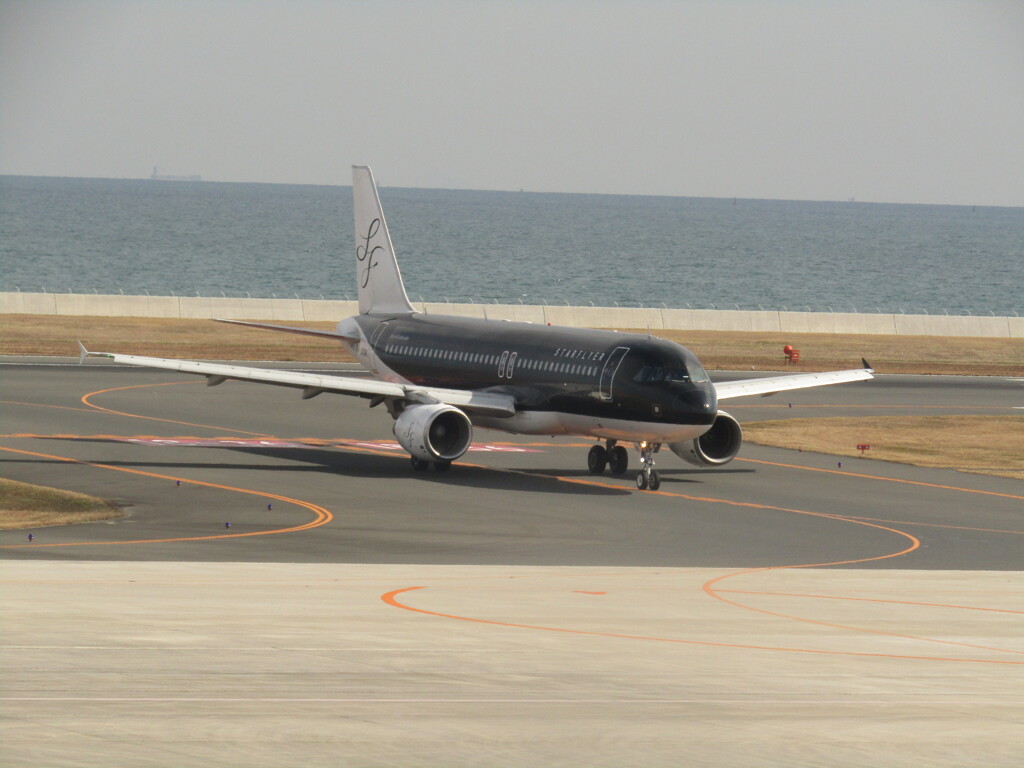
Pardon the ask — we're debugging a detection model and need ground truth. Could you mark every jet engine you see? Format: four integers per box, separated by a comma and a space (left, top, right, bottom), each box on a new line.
669, 411, 743, 467
393, 403, 473, 463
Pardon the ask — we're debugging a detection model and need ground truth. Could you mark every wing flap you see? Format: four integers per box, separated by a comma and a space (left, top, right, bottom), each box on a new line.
78, 346, 516, 416
714, 367, 874, 400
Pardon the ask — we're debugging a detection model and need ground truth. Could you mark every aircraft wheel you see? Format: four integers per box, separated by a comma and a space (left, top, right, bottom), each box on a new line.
587, 445, 608, 474
608, 445, 629, 475
411, 457, 430, 472
635, 471, 649, 490
648, 470, 661, 491
433, 460, 452, 472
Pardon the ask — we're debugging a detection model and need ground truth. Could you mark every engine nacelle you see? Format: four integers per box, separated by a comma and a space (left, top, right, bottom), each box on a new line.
393, 403, 473, 463
669, 410, 743, 467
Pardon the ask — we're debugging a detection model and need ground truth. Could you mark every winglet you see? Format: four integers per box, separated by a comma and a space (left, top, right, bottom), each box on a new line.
862, 358, 874, 373
77, 342, 113, 364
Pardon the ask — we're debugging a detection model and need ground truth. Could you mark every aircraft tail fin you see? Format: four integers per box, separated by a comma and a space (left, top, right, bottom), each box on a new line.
352, 165, 415, 315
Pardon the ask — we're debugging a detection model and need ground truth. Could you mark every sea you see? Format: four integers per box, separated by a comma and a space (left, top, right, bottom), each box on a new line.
1, 175, 1021, 316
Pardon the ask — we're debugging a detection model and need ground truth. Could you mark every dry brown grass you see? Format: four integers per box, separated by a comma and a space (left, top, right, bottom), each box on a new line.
3, 314, 1022, 375
0, 478, 123, 530
743, 414, 1024, 480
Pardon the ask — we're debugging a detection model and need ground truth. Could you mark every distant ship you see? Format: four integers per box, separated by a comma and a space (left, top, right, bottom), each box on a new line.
150, 166, 201, 182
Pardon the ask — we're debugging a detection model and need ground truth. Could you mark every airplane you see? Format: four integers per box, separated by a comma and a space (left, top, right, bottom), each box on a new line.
80, 165, 874, 491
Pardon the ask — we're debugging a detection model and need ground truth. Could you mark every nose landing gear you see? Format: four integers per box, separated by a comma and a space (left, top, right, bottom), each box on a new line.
635, 442, 661, 491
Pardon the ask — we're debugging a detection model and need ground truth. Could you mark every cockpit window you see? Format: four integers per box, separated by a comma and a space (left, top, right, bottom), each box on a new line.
686, 359, 710, 384
633, 356, 710, 385
633, 364, 665, 383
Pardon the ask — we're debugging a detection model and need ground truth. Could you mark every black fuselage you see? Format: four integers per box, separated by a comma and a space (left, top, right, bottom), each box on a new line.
352, 313, 717, 436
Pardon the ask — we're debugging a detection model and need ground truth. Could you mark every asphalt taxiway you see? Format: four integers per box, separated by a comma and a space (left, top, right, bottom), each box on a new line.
2, 358, 1022, 766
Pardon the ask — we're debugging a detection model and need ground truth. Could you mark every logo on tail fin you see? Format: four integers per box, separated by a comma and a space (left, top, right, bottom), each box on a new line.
357, 218, 383, 288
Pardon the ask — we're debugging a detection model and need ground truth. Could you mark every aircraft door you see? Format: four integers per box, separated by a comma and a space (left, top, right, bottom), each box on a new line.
599, 346, 630, 400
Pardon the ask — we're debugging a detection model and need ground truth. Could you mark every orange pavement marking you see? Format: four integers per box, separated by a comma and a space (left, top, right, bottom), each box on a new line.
382, 469, 1024, 660
30, 379, 1024, 657
836, 514, 1023, 536
1, 400, 111, 415
380, 477, 1022, 660
456, 438, 1023, 499
381, 587, 1022, 665
81, 382, 272, 437
737, 457, 1024, 501
699, 533, 1024, 657
717, 589, 1024, 616
0, 445, 332, 549
75, 387, 1021, 503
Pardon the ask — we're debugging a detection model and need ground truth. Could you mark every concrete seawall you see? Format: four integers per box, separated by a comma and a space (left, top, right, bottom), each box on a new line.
2, 292, 1020, 338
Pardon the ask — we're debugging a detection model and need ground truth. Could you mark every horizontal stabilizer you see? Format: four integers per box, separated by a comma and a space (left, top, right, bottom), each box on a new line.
213, 318, 359, 342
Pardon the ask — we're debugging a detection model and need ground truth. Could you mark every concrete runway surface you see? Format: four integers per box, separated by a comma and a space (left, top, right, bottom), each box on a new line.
2, 358, 1022, 766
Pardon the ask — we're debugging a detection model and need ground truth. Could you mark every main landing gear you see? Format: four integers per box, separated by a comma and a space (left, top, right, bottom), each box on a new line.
588, 440, 628, 476
587, 440, 661, 491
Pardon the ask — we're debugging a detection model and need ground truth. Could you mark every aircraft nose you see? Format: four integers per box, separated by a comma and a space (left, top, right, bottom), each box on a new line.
674, 387, 716, 423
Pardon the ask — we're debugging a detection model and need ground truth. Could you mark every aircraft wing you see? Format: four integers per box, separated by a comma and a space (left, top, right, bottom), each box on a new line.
713, 361, 874, 400
77, 344, 516, 417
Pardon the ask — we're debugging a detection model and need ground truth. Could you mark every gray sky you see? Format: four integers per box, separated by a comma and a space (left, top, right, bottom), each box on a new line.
2, 0, 1022, 205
